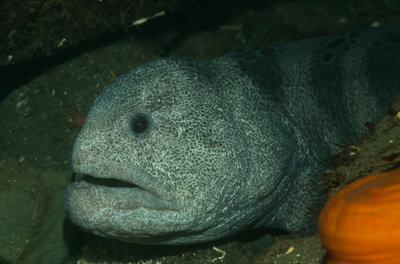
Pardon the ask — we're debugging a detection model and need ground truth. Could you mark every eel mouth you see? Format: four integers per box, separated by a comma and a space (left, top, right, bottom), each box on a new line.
66, 172, 171, 212
80, 174, 142, 189
65, 172, 189, 244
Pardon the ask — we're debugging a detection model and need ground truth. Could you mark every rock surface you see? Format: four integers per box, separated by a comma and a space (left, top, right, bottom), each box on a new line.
0, 161, 71, 264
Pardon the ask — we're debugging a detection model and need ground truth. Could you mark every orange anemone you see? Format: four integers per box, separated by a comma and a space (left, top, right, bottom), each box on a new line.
318, 168, 400, 264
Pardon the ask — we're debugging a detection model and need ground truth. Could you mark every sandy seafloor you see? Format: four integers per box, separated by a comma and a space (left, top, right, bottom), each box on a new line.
1, 0, 400, 263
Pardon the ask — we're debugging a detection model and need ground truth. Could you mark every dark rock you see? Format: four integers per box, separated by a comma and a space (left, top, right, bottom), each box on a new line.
0, 0, 193, 69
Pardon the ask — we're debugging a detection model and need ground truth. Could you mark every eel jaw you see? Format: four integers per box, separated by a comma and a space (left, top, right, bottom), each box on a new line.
64, 173, 180, 243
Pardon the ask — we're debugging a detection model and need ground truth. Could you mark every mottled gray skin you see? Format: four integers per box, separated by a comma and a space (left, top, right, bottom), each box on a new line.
65, 26, 400, 245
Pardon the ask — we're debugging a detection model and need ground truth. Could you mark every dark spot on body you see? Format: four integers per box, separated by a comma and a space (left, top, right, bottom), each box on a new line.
260, 47, 274, 56
244, 54, 258, 61
371, 40, 381, 46
350, 38, 359, 45
321, 51, 334, 63
350, 32, 360, 38
327, 37, 345, 49
312, 48, 321, 56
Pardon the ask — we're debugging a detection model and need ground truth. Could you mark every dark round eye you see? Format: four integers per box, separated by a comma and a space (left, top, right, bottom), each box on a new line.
130, 113, 150, 135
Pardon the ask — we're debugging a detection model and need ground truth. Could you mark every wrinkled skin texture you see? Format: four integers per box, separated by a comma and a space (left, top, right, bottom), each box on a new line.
65, 26, 400, 244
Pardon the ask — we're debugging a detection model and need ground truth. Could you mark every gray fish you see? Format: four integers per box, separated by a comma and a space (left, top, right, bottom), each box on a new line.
65, 26, 400, 245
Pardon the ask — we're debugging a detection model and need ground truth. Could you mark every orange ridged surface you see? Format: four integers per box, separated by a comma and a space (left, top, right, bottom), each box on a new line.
318, 168, 400, 264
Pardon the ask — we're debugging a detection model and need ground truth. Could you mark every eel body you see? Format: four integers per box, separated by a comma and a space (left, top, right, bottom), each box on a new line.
65, 26, 400, 244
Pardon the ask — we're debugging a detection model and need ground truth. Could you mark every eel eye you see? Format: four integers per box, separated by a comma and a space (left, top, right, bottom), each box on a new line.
130, 113, 150, 135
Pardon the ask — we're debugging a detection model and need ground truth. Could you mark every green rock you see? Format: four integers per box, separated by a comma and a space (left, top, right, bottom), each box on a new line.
0, 161, 72, 264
